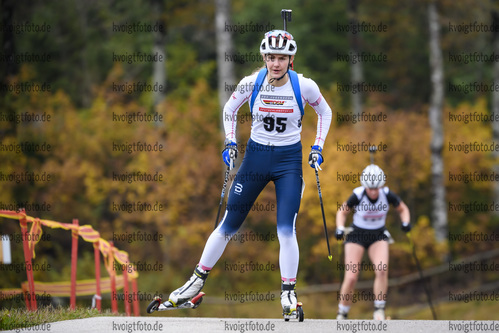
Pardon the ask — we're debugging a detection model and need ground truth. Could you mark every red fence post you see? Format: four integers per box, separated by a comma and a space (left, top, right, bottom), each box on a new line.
93, 242, 101, 311
109, 241, 118, 314
19, 209, 37, 311
122, 266, 131, 316
70, 219, 79, 310
132, 277, 140, 316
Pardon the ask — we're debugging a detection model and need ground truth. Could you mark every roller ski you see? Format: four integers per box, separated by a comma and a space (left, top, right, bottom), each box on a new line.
281, 282, 304, 322
147, 265, 209, 314
282, 302, 304, 322
146, 292, 205, 313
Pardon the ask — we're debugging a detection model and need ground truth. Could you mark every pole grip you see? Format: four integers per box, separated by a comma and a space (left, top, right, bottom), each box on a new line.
281, 9, 292, 31
369, 145, 377, 164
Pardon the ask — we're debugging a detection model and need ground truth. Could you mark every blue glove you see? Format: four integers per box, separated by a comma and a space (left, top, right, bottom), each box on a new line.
222, 141, 238, 169
308, 145, 323, 169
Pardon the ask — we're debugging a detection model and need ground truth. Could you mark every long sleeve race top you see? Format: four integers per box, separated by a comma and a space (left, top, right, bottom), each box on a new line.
223, 71, 332, 149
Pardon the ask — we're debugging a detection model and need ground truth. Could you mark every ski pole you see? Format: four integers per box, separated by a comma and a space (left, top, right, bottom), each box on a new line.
314, 163, 332, 261
336, 238, 343, 282
407, 231, 438, 320
337, 239, 343, 264
214, 165, 231, 230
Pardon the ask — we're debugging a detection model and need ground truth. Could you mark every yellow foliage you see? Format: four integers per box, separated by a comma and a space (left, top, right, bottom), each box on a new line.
2, 65, 498, 288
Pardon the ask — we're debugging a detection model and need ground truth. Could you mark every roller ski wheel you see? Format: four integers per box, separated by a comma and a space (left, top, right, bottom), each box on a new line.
146, 296, 161, 313
283, 302, 304, 322
146, 292, 205, 313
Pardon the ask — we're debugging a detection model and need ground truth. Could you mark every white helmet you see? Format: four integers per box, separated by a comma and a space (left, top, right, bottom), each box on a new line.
260, 30, 297, 55
360, 164, 386, 189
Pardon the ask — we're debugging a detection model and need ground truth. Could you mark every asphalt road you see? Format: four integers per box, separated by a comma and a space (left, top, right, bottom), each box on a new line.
4, 317, 498, 333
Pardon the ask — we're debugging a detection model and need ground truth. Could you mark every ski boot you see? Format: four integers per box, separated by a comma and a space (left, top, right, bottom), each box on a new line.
336, 311, 348, 320
146, 265, 209, 313
373, 307, 385, 320
281, 282, 304, 322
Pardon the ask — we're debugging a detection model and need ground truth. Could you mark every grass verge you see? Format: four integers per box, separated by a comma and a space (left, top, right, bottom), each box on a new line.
0, 306, 119, 332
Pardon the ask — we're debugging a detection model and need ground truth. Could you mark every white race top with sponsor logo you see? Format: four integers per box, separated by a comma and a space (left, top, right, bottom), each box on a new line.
351, 186, 391, 230
223, 71, 332, 148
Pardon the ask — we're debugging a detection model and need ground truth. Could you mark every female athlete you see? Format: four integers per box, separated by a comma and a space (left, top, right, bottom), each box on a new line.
335, 164, 411, 320
168, 29, 333, 318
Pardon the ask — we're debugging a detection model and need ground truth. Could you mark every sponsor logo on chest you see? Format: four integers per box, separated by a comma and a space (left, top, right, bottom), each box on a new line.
259, 94, 294, 113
